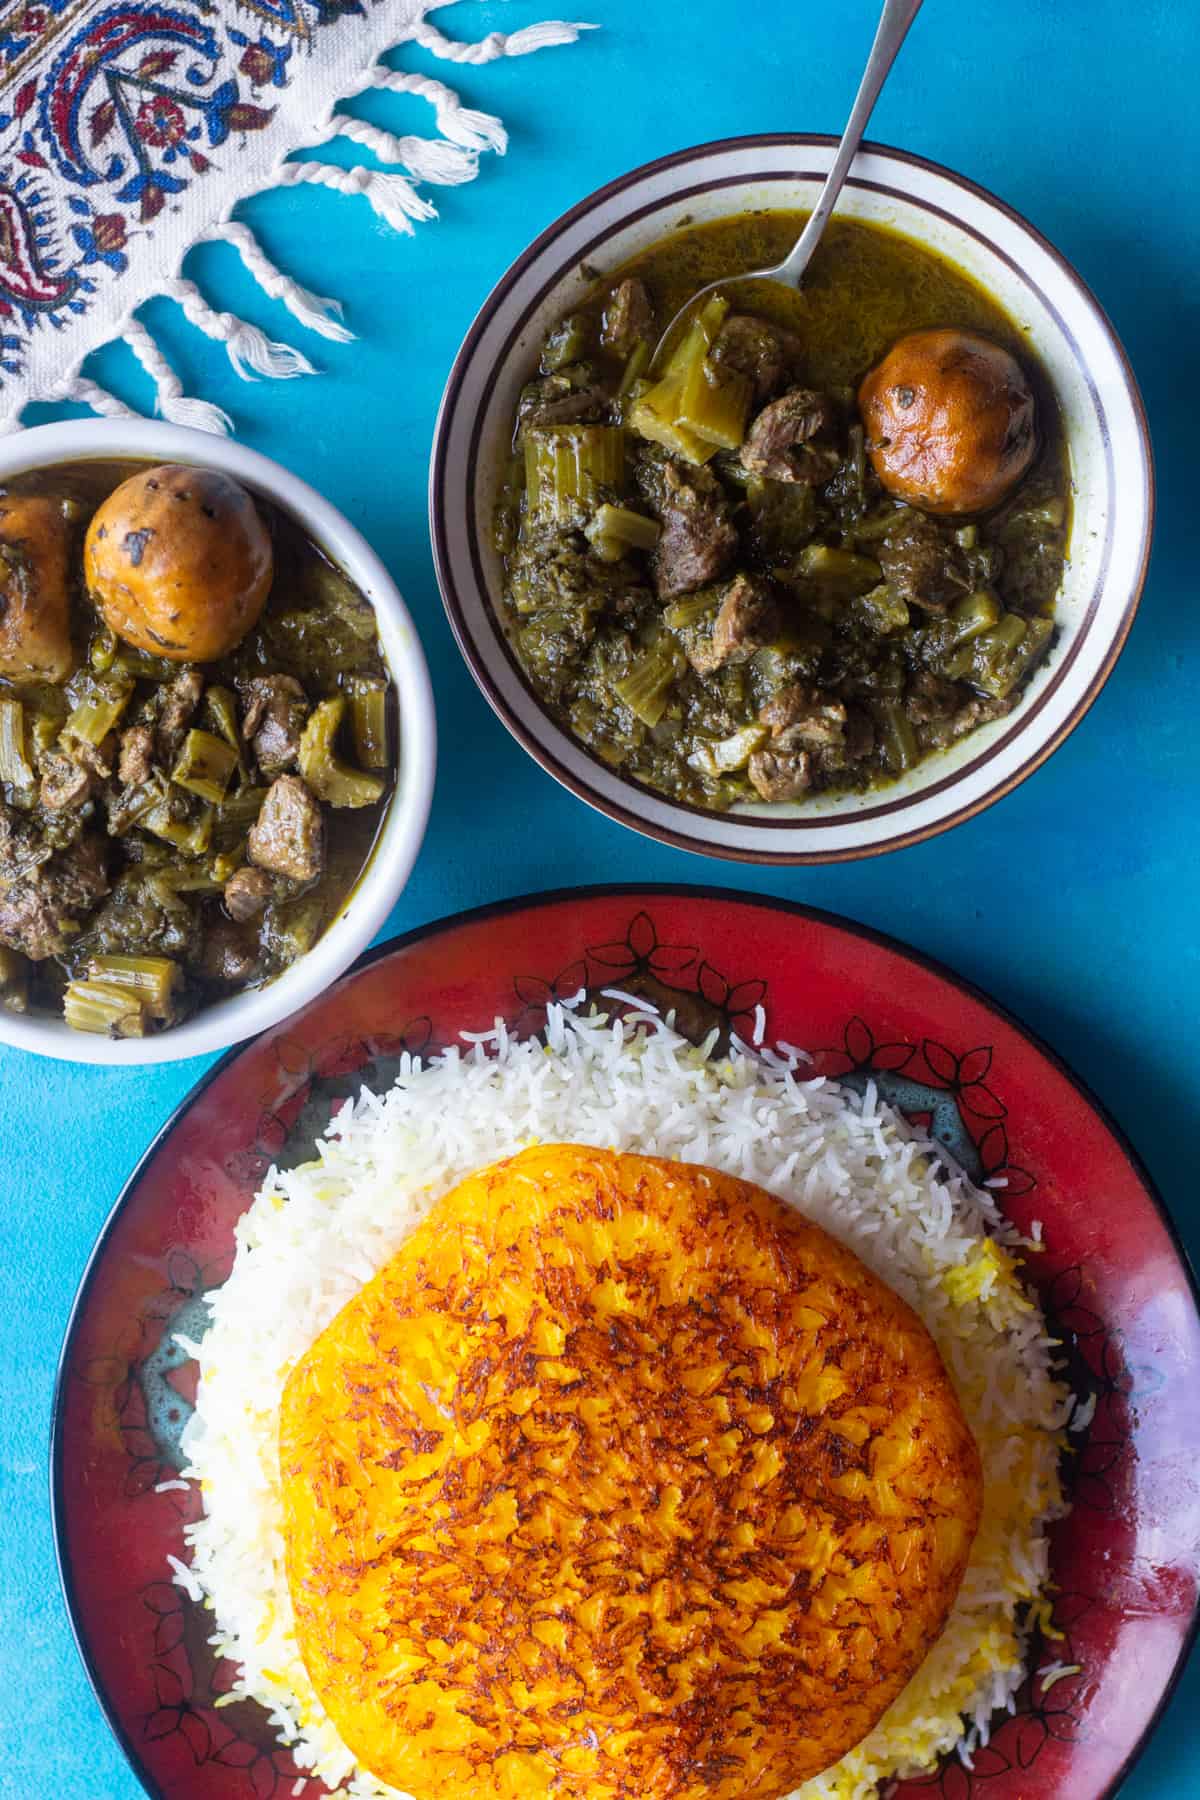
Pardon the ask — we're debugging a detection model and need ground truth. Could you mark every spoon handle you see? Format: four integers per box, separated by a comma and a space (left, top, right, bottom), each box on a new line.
777, 0, 924, 288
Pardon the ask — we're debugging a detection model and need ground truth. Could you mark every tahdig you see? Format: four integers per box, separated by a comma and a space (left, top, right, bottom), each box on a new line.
280, 1144, 983, 1800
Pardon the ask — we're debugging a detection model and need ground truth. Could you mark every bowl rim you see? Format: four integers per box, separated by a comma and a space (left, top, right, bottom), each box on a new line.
429, 133, 1155, 864
0, 419, 436, 1065
50, 881, 1200, 1800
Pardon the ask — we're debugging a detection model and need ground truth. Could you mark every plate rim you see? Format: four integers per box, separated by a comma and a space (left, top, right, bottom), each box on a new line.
51, 881, 1200, 1800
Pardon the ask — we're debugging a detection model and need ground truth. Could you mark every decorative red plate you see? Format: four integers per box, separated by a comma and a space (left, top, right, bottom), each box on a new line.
53, 887, 1200, 1800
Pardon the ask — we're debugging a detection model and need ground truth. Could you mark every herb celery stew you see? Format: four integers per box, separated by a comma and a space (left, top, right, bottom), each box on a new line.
0, 460, 394, 1036
495, 213, 1069, 811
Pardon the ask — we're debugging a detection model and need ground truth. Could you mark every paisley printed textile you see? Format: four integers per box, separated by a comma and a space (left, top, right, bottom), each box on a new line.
0, 0, 588, 431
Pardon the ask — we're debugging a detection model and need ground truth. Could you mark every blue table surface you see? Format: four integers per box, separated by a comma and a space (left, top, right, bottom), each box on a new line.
3, 1, 1198, 1792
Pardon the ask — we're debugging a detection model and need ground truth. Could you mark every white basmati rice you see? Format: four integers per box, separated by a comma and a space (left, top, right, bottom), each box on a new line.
178, 999, 1070, 1800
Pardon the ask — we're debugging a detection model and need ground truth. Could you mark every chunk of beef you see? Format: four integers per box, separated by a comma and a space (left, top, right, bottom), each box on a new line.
155, 667, 204, 762
758, 684, 876, 777
39, 749, 94, 813
224, 865, 273, 923
0, 833, 108, 960
760, 684, 847, 751
240, 674, 309, 777
748, 747, 812, 803
638, 458, 739, 598
689, 575, 782, 675
197, 919, 260, 986
919, 692, 1015, 749
876, 512, 967, 614
117, 724, 155, 788
710, 314, 803, 404
601, 278, 654, 357
905, 670, 962, 725
248, 775, 324, 884
741, 388, 841, 485
517, 374, 610, 435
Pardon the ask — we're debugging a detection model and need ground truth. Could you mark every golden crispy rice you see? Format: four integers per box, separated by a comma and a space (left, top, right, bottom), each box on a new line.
281, 1146, 982, 1799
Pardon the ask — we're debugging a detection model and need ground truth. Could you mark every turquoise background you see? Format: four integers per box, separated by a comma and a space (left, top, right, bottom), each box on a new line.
2, 0, 1198, 1793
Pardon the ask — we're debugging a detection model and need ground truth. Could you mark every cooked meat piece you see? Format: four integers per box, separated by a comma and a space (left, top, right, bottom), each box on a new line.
710, 314, 803, 404
197, 919, 260, 985
39, 750, 94, 813
117, 724, 155, 788
240, 674, 309, 777
639, 459, 739, 598
0, 802, 50, 884
742, 388, 841, 485
919, 692, 1015, 749
905, 670, 963, 724
689, 575, 782, 675
155, 667, 204, 762
224, 865, 273, 923
517, 374, 610, 435
248, 775, 324, 884
0, 494, 73, 683
0, 834, 108, 960
601, 278, 654, 357
760, 684, 847, 751
876, 512, 968, 614
748, 746, 812, 802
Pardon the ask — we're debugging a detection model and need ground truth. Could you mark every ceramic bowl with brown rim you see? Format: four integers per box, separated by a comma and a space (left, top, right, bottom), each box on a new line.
430, 135, 1152, 863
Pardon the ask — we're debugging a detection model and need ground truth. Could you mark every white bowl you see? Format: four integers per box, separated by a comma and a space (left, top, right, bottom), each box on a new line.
0, 420, 435, 1065
430, 135, 1153, 863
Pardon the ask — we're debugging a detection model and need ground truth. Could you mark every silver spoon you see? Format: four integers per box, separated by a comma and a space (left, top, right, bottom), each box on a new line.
651, 0, 925, 366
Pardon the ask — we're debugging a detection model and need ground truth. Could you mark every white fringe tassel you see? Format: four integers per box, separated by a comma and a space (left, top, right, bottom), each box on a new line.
200, 221, 354, 344
406, 20, 594, 64
12, 14, 592, 433
275, 161, 437, 235
123, 318, 233, 435
362, 70, 509, 154
318, 114, 479, 185
161, 277, 315, 380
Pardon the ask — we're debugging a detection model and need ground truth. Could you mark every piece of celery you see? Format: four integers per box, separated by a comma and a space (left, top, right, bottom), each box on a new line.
611, 637, 684, 728
628, 373, 717, 464
203, 685, 242, 752
950, 589, 1003, 645
663, 592, 719, 632
793, 544, 882, 599
850, 585, 910, 635
678, 355, 753, 451
89, 626, 118, 674
687, 723, 769, 778
86, 954, 180, 1020
875, 699, 919, 773
540, 313, 588, 372
64, 978, 147, 1037
524, 425, 626, 523
141, 792, 214, 856
172, 729, 238, 804
62, 675, 133, 750
299, 698, 385, 808
585, 504, 661, 563
945, 614, 1052, 699
0, 699, 34, 789
616, 339, 650, 400
347, 678, 390, 769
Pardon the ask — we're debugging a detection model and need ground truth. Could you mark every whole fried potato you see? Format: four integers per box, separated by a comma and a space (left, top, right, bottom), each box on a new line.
859, 328, 1036, 515
84, 464, 273, 662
